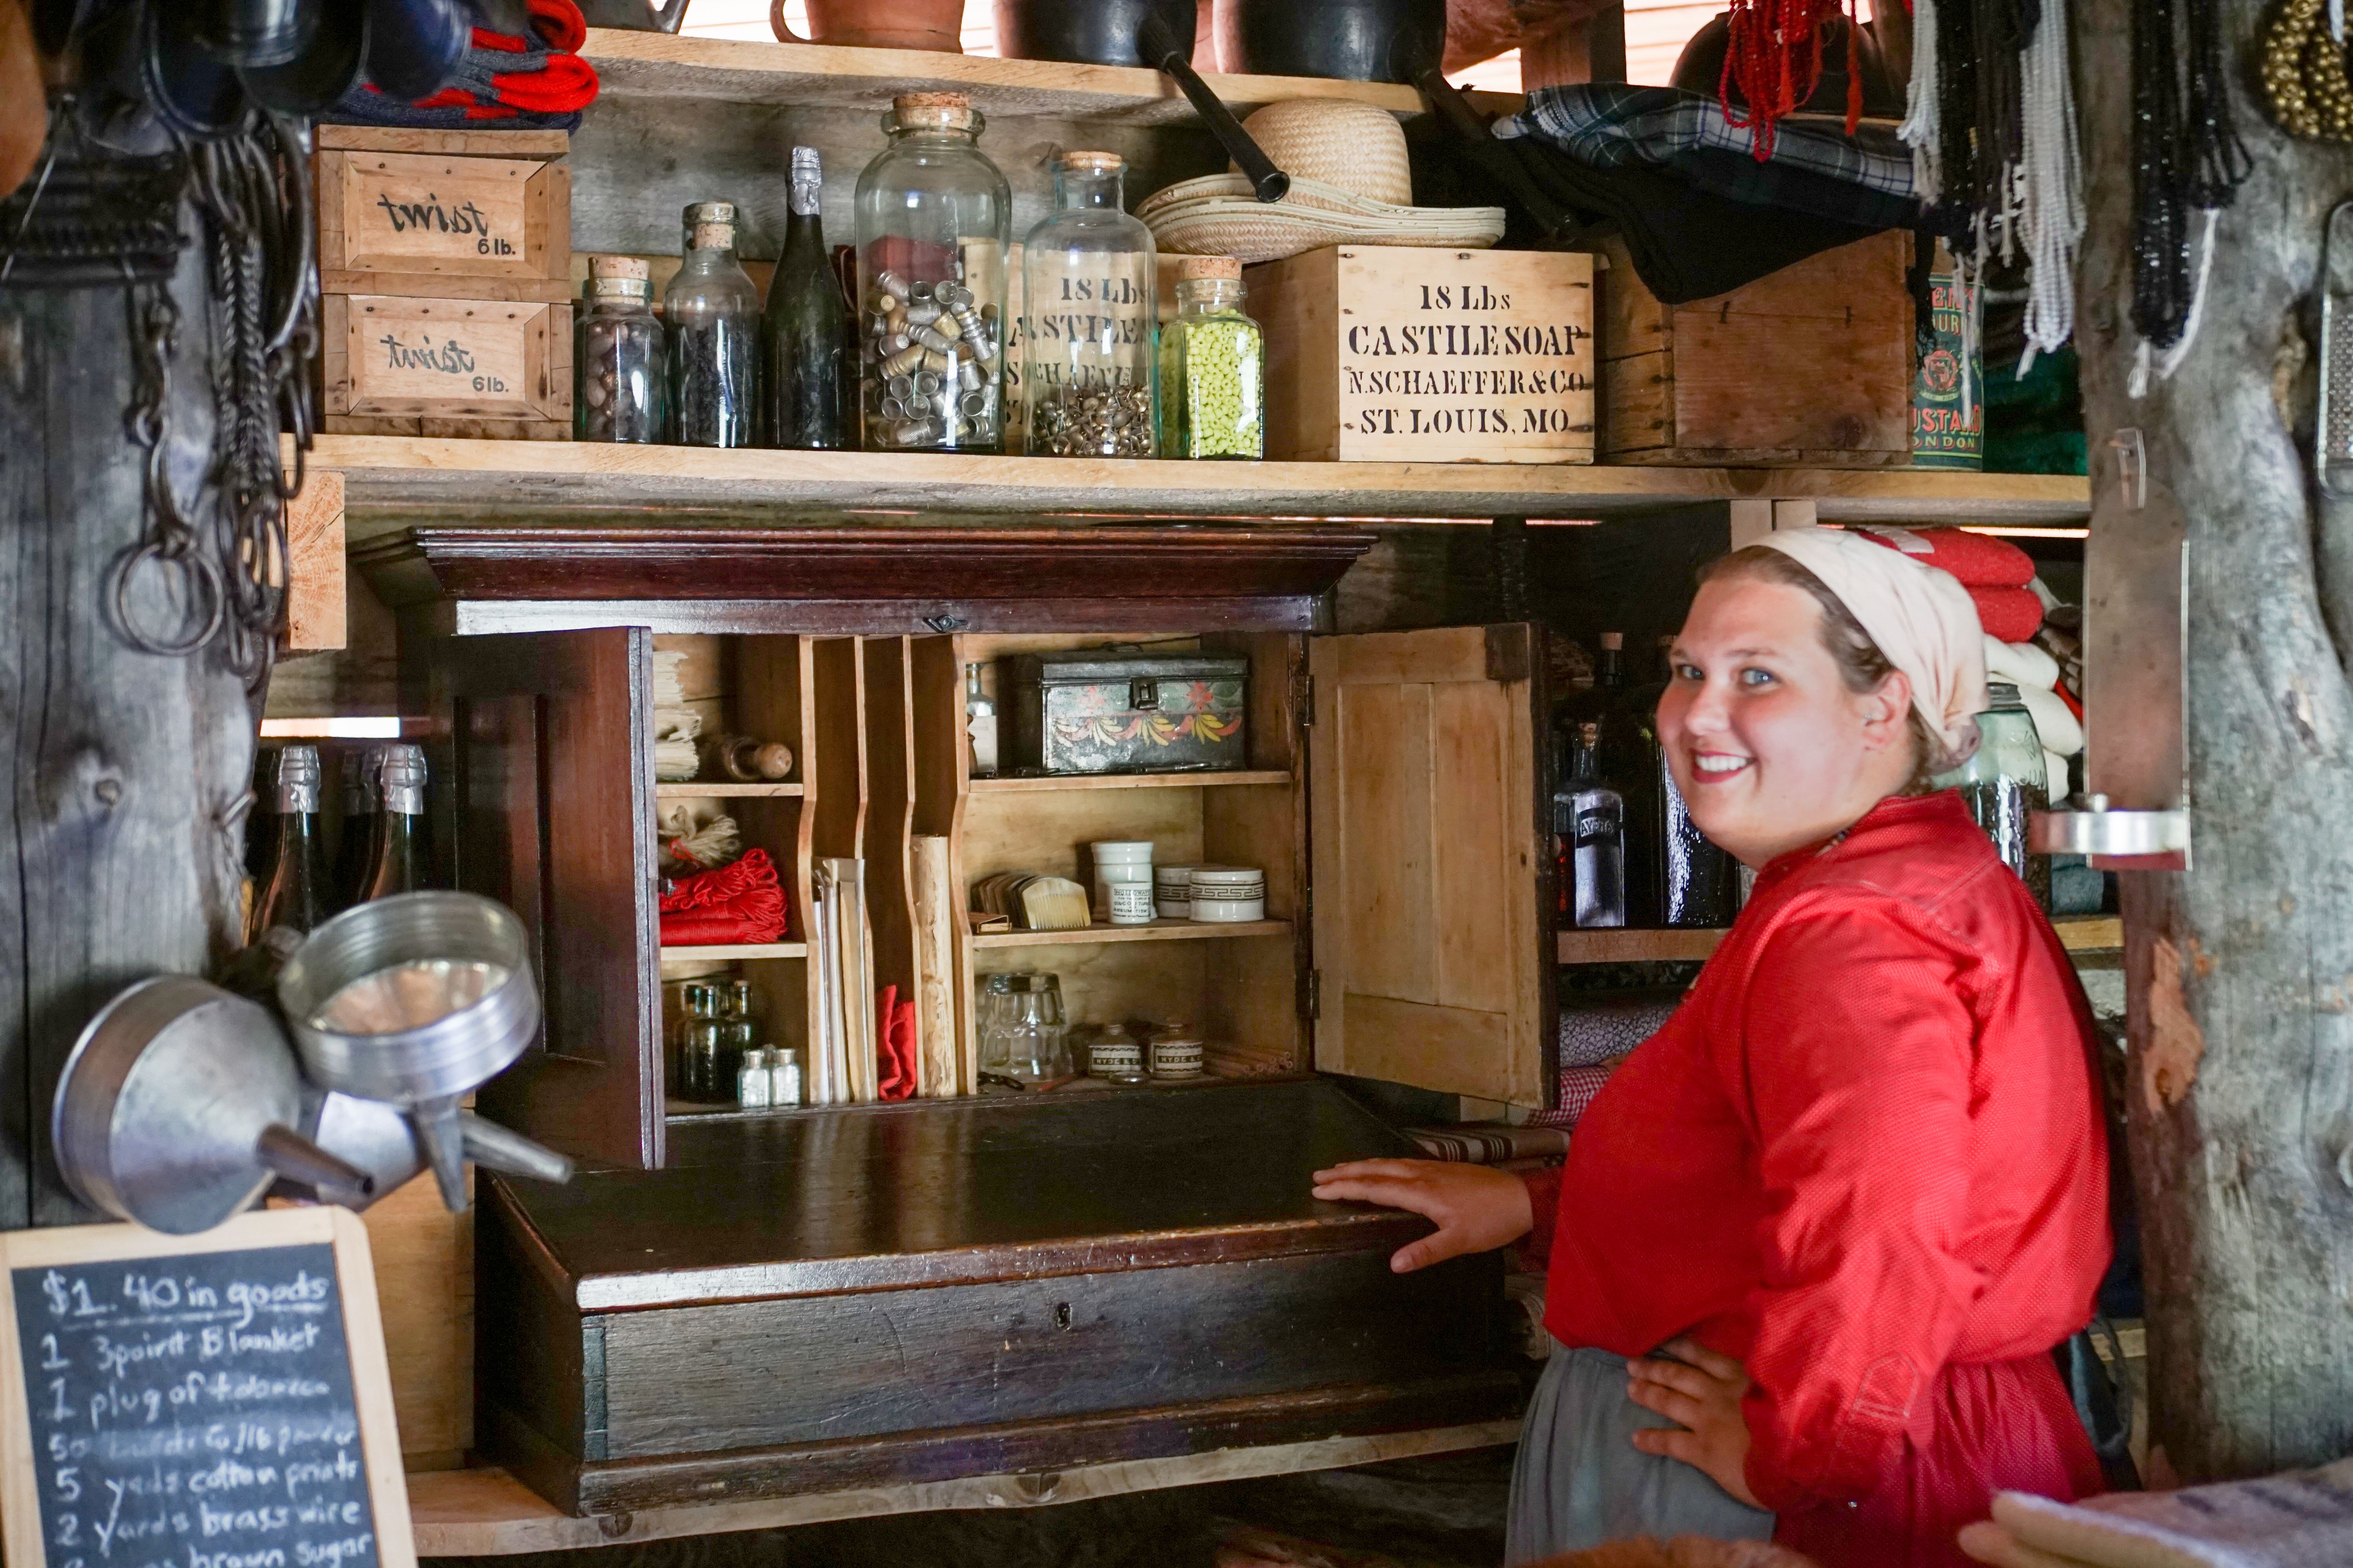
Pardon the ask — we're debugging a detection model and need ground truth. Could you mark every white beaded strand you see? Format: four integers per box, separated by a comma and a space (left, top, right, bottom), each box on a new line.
2017, 0, 2085, 371
1900, 0, 1944, 203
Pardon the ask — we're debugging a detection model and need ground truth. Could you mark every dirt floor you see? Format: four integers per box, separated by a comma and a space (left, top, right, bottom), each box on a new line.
423, 1448, 1517, 1568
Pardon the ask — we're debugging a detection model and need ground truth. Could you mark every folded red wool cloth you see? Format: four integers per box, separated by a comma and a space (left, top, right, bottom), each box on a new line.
659, 848, 787, 946
1971, 585, 2045, 642
876, 986, 918, 1101
1853, 525, 2037, 588
327, 0, 598, 130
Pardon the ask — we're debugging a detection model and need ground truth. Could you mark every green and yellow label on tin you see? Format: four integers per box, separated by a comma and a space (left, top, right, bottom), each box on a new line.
1913, 270, 1983, 470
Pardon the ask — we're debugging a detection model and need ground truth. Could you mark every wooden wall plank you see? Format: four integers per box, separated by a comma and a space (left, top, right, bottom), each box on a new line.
285, 468, 347, 652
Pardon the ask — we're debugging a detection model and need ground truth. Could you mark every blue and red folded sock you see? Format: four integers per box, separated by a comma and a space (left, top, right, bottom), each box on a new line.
326, 0, 598, 131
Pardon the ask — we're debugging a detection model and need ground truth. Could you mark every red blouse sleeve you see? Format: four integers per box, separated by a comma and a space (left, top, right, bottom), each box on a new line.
1730, 906, 1989, 1512
1517, 1166, 1564, 1270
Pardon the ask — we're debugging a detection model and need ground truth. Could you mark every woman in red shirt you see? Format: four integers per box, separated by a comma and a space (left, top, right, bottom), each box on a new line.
1313, 529, 2110, 1568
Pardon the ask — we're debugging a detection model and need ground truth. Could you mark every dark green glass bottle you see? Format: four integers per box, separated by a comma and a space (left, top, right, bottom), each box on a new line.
762, 145, 851, 449
252, 745, 329, 939
358, 744, 428, 902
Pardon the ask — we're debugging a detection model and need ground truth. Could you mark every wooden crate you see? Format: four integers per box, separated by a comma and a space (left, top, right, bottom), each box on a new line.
1244, 246, 1596, 464
323, 293, 573, 439
317, 126, 572, 303
1599, 230, 1915, 467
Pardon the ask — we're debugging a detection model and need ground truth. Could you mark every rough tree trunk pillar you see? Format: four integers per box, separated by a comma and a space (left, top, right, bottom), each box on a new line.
0, 149, 256, 1227
2076, 0, 2353, 1478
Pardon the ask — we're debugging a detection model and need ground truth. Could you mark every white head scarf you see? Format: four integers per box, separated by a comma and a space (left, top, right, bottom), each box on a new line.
1753, 526, 1989, 767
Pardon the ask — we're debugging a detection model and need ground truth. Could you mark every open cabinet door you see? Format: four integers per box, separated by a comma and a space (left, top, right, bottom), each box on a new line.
1310, 625, 1553, 1108
431, 628, 662, 1169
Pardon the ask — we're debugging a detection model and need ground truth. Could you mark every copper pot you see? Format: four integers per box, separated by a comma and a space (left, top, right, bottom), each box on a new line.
771, 0, 964, 51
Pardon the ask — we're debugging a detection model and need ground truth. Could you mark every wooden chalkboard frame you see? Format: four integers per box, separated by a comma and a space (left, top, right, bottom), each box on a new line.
0, 1205, 418, 1568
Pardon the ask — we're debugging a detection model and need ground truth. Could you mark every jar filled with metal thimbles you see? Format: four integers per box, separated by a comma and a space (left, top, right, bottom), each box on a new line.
1022, 149, 1157, 458
852, 92, 1013, 452
575, 256, 668, 443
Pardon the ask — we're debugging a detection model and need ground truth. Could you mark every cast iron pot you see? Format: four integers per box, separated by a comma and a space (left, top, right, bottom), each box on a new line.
1218, 0, 1444, 84
992, 0, 1288, 200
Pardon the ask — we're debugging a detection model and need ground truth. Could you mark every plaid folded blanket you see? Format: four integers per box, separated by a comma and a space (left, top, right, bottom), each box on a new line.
1498, 85, 1922, 232
1407, 1123, 1571, 1164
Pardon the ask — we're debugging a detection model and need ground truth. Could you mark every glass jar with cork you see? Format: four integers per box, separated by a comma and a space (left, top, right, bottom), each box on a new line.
665, 201, 760, 448
576, 255, 667, 444
1158, 255, 1264, 459
1021, 149, 1157, 458
853, 92, 1012, 452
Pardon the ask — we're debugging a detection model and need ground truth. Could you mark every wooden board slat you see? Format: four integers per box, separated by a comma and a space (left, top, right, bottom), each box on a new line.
302, 434, 2095, 526
581, 28, 1517, 124
1554, 914, 2124, 964
284, 467, 347, 651
971, 917, 1291, 948
970, 769, 1295, 792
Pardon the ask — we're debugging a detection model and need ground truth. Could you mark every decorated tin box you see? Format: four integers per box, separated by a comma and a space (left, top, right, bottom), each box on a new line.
1003, 651, 1249, 775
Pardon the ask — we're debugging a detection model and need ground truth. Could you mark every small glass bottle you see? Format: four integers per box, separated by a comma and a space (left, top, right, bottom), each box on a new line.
1558, 721, 1627, 928
737, 1046, 775, 1108
666, 201, 760, 448
576, 255, 668, 443
1932, 683, 2050, 906
1158, 255, 1264, 459
331, 745, 383, 912
680, 982, 724, 1100
720, 979, 761, 1092
771, 1044, 806, 1108
1022, 149, 1156, 457
976, 972, 1020, 1078
854, 92, 1012, 452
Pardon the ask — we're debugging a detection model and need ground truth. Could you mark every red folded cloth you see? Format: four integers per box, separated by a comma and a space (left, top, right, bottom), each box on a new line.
1971, 585, 2045, 643
876, 986, 918, 1100
659, 848, 787, 946
1526, 1063, 1615, 1132
1855, 525, 2037, 588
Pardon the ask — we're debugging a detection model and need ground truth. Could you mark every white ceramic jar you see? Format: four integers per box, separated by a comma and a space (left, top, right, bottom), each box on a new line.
1107, 879, 1156, 925
1149, 1030, 1204, 1079
1155, 863, 1197, 919
1089, 840, 1154, 920
1187, 865, 1266, 923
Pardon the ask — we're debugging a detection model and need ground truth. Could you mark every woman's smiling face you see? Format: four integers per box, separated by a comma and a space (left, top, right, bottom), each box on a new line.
1656, 575, 1920, 867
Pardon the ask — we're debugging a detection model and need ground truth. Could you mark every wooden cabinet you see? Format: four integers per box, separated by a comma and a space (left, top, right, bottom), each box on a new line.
359, 522, 1555, 1514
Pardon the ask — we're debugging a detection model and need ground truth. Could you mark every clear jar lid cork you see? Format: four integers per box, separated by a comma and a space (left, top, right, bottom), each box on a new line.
1177, 255, 1242, 280
893, 91, 975, 129
1059, 149, 1124, 173
590, 254, 651, 282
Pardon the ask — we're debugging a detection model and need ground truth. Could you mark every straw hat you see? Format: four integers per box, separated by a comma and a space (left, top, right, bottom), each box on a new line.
1138, 98, 1506, 264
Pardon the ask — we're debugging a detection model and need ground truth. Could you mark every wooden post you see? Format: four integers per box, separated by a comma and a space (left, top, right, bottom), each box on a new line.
0, 159, 256, 1226
2075, 0, 2353, 1479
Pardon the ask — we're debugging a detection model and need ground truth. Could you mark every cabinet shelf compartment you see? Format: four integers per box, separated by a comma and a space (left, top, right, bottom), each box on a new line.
973, 918, 1292, 948
655, 781, 804, 798
970, 769, 1294, 793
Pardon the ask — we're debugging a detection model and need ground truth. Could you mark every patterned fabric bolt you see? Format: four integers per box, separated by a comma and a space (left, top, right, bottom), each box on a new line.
1518, 790, 2111, 1568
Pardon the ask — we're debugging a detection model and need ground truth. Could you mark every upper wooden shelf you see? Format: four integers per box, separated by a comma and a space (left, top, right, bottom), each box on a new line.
581, 28, 1516, 125
1557, 914, 2122, 965
653, 781, 804, 798
312, 436, 2091, 528
974, 918, 1292, 947
972, 769, 1294, 793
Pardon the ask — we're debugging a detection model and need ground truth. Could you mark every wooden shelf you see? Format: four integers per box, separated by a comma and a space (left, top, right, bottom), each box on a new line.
582, 28, 1516, 125
313, 436, 2093, 528
1555, 914, 2122, 965
972, 769, 1293, 793
974, 918, 1291, 948
658, 941, 807, 961
654, 781, 804, 797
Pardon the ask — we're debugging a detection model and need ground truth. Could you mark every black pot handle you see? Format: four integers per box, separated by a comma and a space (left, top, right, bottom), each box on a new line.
1138, 11, 1291, 204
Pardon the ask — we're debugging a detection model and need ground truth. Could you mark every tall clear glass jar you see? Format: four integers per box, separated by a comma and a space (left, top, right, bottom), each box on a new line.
665, 200, 760, 447
1157, 254, 1264, 459
853, 92, 1011, 452
575, 256, 667, 443
1931, 682, 2049, 906
1022, 150, 1156, 458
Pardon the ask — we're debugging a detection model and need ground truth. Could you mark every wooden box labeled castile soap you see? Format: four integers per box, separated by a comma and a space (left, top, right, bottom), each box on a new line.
1245, 246, 1596, 463
315, 126, 574, 440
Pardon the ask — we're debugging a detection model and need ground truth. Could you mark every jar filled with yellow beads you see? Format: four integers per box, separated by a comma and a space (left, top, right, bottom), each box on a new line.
1157, 255, 1265, 460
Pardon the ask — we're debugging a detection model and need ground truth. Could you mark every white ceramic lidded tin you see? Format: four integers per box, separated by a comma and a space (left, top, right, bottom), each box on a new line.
1155, 863, 1197, 919
1187, 865, 1266, 922
1149, 1030, 1204, 1079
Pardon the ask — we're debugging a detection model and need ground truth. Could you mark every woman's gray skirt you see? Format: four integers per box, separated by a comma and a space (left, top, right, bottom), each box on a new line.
1505, 1341, 1778, 1565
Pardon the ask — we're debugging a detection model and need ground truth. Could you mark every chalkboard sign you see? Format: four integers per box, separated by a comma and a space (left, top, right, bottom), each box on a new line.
0, 1206, 416, 1568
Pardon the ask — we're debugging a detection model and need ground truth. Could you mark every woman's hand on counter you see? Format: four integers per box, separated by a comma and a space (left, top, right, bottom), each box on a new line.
1308, 1159, 1534, 1273
1626, 1336, 1762, 1508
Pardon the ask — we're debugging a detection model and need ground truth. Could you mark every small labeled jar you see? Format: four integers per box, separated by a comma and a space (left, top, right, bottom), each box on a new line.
1155, 863, 1196, 919
1107, 879, 1156, 925
736, 1045, 775, 1108
1088, 1023, 1145, 1081
770, 1044, 806, 1108
1149, 1029, 1204, 1079
1188, 865, 1266, 922
576, 256, 667, 443
666, 201, 761, 448
1158, 255, 1264, 459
